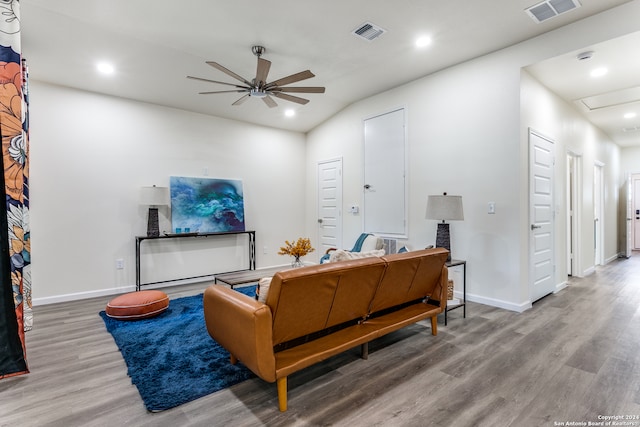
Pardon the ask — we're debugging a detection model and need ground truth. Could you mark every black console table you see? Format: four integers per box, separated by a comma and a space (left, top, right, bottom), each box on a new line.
444, 259, 466, 325
135, 230, 255, 291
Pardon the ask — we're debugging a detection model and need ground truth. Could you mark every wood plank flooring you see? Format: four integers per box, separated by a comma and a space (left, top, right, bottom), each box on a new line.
1, 256, 640, 426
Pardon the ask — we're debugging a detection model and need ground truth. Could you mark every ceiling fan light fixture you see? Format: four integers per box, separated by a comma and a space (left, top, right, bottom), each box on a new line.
250, 88, 267, 98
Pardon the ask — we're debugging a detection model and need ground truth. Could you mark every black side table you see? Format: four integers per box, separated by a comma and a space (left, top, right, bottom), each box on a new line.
444, 259, 466, 325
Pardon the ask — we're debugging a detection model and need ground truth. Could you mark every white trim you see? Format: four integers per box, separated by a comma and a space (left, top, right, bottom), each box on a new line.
582, 266, 596, 276
555, 280, 568, 293
33, 285, 136, 306
604, 254, 619, 264
33, 265, 292, 305
461, 291, 532, 313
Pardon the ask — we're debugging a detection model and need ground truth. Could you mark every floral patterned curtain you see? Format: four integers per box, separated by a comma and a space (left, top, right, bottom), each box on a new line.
0, 0, 30, 379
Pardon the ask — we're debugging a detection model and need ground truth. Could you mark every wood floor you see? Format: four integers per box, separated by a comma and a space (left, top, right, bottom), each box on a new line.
2, 256, 640, 427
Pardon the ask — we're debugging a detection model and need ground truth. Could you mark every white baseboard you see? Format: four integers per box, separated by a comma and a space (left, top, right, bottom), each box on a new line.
33, 265, 296, 306
582, 266, 596, 276
555, 280, 568, 293
454, 290, 531, 313
605, 254, 619, 264
33, 285, 136, 306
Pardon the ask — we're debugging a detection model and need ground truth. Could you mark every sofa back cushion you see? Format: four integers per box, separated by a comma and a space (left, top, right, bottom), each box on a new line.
266, 257, 386, 347
369, 248, 449, 314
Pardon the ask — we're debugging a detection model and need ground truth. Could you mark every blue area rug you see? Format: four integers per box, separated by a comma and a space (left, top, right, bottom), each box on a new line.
99, 286, 256, 412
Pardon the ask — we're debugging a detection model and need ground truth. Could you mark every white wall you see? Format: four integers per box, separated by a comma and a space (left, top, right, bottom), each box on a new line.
306, 2, 639, 311
30, 82, 306, 303
307, 54, 525, 310
621, 147, 640, 175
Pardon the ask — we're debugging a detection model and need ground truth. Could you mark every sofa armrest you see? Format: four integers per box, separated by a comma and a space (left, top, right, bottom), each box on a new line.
203, 285, 277, 382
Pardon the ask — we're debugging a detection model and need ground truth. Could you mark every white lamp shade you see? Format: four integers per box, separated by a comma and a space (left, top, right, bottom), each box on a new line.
426, 195, 464, 221
140, 186, 169, 206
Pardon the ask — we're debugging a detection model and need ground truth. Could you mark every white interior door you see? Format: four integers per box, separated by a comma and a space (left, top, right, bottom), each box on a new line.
529, 129, 555, 302
594, 163, 604, 266
566, 155, 574, 275
634, 176, 640, 249
317, 158, 342, 258
363, 108, 407, 237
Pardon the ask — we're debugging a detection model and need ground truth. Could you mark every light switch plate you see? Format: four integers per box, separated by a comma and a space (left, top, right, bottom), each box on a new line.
488, 202, 496, 214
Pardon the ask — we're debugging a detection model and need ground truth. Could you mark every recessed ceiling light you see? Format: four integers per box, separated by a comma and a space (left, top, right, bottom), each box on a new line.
284, 109, 295, 117
415, 36, 432, 48
624, 112, 637, 119
96, 62, 115, 75
590, 67, 608, 78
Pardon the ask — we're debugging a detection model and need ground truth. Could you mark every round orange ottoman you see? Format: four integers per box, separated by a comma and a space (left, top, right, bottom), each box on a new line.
106, 290, 169, 320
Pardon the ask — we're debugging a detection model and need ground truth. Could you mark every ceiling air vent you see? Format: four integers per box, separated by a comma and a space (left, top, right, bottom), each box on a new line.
352, 22, 387, 42
623, 126, 640, 133
525, 0, 581, 23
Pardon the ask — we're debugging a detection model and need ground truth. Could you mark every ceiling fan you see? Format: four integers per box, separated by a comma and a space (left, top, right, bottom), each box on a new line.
187, 46, 325, 108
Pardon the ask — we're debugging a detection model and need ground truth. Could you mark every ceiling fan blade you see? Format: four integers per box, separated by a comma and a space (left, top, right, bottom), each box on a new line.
206, 61, 253, 86
274, 86, 325, 93
232, 94, 250, 106
262, 95, 278, 108
271, 92, 310, 105
256, 58, 271, 87
266, 70, 315, 88
187, 75, 248, 89
199, 90, 247, 95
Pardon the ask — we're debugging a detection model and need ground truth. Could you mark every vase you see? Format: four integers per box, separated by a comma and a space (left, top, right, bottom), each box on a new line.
291, 256, 303, 268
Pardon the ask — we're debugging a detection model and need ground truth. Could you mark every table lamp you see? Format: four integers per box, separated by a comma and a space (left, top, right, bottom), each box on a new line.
140, 185, 169, 237
425, 193, 464, 261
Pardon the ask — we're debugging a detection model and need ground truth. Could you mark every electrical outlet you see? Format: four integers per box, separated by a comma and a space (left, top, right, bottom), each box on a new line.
263, 246, 268, 254
115, 259, 124, 270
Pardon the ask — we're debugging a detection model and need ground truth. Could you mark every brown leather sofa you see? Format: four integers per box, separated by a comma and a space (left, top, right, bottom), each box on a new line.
203, 247, 449, 411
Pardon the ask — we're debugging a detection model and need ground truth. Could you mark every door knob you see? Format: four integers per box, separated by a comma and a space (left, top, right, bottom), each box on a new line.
531, 224, 541, 230
317, 219, 323, 224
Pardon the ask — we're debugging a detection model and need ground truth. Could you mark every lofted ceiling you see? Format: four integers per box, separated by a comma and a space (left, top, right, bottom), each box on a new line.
20, 0, 638, 146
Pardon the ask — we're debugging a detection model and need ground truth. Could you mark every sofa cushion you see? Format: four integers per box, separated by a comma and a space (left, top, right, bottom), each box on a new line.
106, 290, 169, 320
370, 249, 449, 314
267, 257, 387, 347
329, 249, 385, 263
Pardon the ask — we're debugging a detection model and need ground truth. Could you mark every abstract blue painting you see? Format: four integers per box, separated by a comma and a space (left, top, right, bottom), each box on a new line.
170, 176, 245, 233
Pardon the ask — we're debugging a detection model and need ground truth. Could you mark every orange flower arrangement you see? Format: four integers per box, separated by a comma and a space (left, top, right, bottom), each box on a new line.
278, 237, 315, 258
